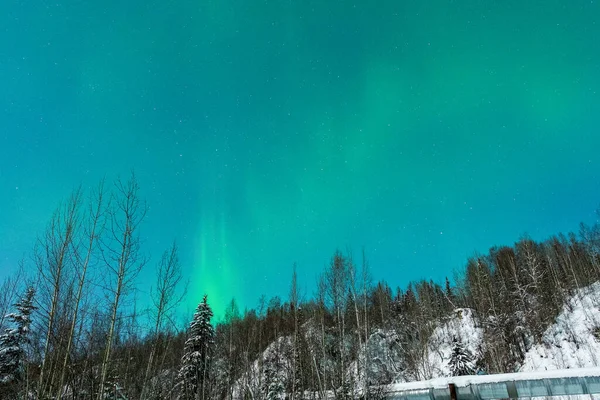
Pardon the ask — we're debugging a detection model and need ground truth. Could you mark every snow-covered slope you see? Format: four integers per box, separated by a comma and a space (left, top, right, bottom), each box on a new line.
231, 335, 291, 399
521, 282, 600, 371
230, 283, 600, 398
424, 308, 482, 379
347, 328, 404, 388
363, 329, 404, 384
422, 284, 600, 377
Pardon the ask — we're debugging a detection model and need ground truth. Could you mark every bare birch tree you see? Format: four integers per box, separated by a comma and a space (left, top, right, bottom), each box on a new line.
36, 188, 82, 398
347, 252, 363, 396
97, 174, 147, 400
0, 262, 25, 331
56, 181, 106, 399
315, 274, 327, 399
289, 264, 299, 400
140, 242, 185, 400
325, 251, 349, 397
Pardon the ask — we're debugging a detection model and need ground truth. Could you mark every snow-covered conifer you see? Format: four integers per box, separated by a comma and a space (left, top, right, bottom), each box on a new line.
0, 286, 36, 386
178, 295, 215, 400
448, 336, 475, 376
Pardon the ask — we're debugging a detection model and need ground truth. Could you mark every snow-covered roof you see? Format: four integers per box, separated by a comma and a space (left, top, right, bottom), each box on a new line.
388, 367, 600, 400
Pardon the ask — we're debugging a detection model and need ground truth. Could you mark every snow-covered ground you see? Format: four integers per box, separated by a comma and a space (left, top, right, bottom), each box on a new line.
348, 328, 404, 387
389, 366, 600, 391
421, 284, 600, 378
425, 308, 483, 379
231, 335, 292, 399
230, 283, 600, 398
387, 285, 600, 399
521, 282, 600, 371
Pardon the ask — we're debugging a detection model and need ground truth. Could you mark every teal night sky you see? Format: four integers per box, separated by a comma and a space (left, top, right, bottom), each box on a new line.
1, 0, 600, 316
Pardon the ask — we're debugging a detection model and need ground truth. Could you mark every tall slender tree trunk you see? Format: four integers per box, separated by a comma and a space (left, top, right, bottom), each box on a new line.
289, 265, 299, 400
98, 174, 147, 400
362, 250, 370, 399
56, 184, 104, 399
38, 190, 81, 398
348, 255, 363, 397
98, 276, 123, 399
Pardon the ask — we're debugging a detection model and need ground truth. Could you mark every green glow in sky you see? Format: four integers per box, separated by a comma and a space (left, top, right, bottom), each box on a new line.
1, 0, 599, 317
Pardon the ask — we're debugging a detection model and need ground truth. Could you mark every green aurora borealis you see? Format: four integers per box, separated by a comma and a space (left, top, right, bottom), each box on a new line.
1, 0, 600, 316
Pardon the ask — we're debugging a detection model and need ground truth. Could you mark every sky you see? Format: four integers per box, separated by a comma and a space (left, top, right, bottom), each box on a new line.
1, 0, 600, 319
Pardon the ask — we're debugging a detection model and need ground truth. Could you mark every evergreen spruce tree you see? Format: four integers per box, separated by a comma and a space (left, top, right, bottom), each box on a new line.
448, 336, 475, 376
178, 295, 215, 400
0, 287, 35, 391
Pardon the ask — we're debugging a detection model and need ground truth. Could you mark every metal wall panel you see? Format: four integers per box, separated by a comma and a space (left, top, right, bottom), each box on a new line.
389, 371, 600, 400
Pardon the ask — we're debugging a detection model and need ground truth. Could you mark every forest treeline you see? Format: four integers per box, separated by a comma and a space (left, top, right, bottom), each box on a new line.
2, 175, 600, 400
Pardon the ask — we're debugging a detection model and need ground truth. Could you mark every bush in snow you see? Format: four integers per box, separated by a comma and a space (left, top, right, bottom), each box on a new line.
448, 336, 476, 376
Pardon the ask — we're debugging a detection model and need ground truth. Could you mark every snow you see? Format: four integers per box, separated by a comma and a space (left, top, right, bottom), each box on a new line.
521, 282, 600, 371
351, 328, 404, 386
388, 283, 600, 397
389, 367, 600, 391
231, 335, 292, 399
423, 308, 482, 379
228, 283, 600, 399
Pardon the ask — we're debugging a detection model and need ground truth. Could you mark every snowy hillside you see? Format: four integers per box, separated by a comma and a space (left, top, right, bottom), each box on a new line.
423, 308, 483, 379
521, 282, 600, 371
350, 309, 482, 386
231, 335, 292, 399
362, 329, 404, 384
229, 284, 600, 398
347, 328, 403, 388
419, 284, 600, 379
